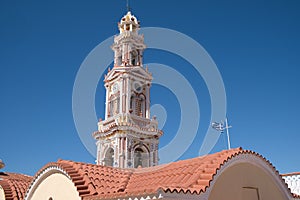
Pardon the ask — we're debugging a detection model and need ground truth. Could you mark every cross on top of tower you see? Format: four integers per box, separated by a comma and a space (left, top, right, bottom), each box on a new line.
126, 0, 130, 12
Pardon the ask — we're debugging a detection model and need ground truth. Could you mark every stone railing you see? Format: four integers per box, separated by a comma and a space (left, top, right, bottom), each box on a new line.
95, 113, 161, 136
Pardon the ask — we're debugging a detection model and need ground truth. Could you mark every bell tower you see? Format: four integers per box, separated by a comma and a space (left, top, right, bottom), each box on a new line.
93, 11, 163, 168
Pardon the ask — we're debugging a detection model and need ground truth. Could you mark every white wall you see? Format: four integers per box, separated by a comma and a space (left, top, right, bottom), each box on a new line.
29, 172, 80, 200
0, 186, 5, 200
208, 163, 288, 200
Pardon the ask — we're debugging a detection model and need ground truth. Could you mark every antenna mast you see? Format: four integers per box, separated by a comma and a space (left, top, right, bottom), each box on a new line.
212, 118, 232, 149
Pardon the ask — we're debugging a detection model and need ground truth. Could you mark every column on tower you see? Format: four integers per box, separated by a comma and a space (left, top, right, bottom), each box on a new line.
145, 83, 150, 119
105, 84, 109, 119
126, 76, 131, 114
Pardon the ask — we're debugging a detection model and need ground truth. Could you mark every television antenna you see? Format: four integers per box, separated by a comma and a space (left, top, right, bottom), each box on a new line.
212, 118, 232, 149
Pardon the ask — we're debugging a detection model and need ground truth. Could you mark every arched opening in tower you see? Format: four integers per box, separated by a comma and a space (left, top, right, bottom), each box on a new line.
134, 147, 149, 168
104, 148, 114, 167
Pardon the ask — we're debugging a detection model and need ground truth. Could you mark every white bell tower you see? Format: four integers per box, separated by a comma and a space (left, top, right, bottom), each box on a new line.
93, 11, 163, 168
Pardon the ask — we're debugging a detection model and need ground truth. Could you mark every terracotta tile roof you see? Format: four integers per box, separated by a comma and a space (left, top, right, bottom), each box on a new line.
58, 160, 132, 197
27, 148, 241, 199
282, 172, 300, 176
27, 147, 293, 199
123, 147, 245, 197
0, 172, 32, 200
28, 160, 133, 198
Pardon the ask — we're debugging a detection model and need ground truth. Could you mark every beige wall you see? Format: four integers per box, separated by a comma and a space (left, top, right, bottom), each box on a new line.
29, 172, 80, 200
209, 163, 288, 200
0, 186, 5, 200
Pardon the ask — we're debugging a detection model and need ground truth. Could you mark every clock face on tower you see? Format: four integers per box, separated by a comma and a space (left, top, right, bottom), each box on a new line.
133, 81, 142, 93
112, 82, 119, 94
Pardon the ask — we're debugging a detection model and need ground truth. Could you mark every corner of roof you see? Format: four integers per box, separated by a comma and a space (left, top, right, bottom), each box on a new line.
0, 172, 33, 200
281, 172, 300, 177
158, 147, 289, 196
205, 147, 294, 198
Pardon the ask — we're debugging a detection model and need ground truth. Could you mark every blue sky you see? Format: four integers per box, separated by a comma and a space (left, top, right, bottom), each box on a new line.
0, 0, 299, 176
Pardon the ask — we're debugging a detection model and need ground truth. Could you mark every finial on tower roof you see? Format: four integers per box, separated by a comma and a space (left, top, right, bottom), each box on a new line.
118, 10, 140, 33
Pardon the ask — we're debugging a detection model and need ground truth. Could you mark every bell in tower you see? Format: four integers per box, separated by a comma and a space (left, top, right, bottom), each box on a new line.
93, 11, 163, 169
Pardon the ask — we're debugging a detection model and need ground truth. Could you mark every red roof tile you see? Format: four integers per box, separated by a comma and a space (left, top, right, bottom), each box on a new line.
0, 172, 32, 200
123, 147, 244, 196
26, 147, 293, 199
282, 172, 300, 176
28, 160, 132, 198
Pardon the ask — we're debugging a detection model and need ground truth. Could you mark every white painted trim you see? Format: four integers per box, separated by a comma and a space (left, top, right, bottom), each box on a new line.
115, 193, 163, 200
0, 185, 5, 200
24, 166, 74, 200
162, 191, 200, 200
